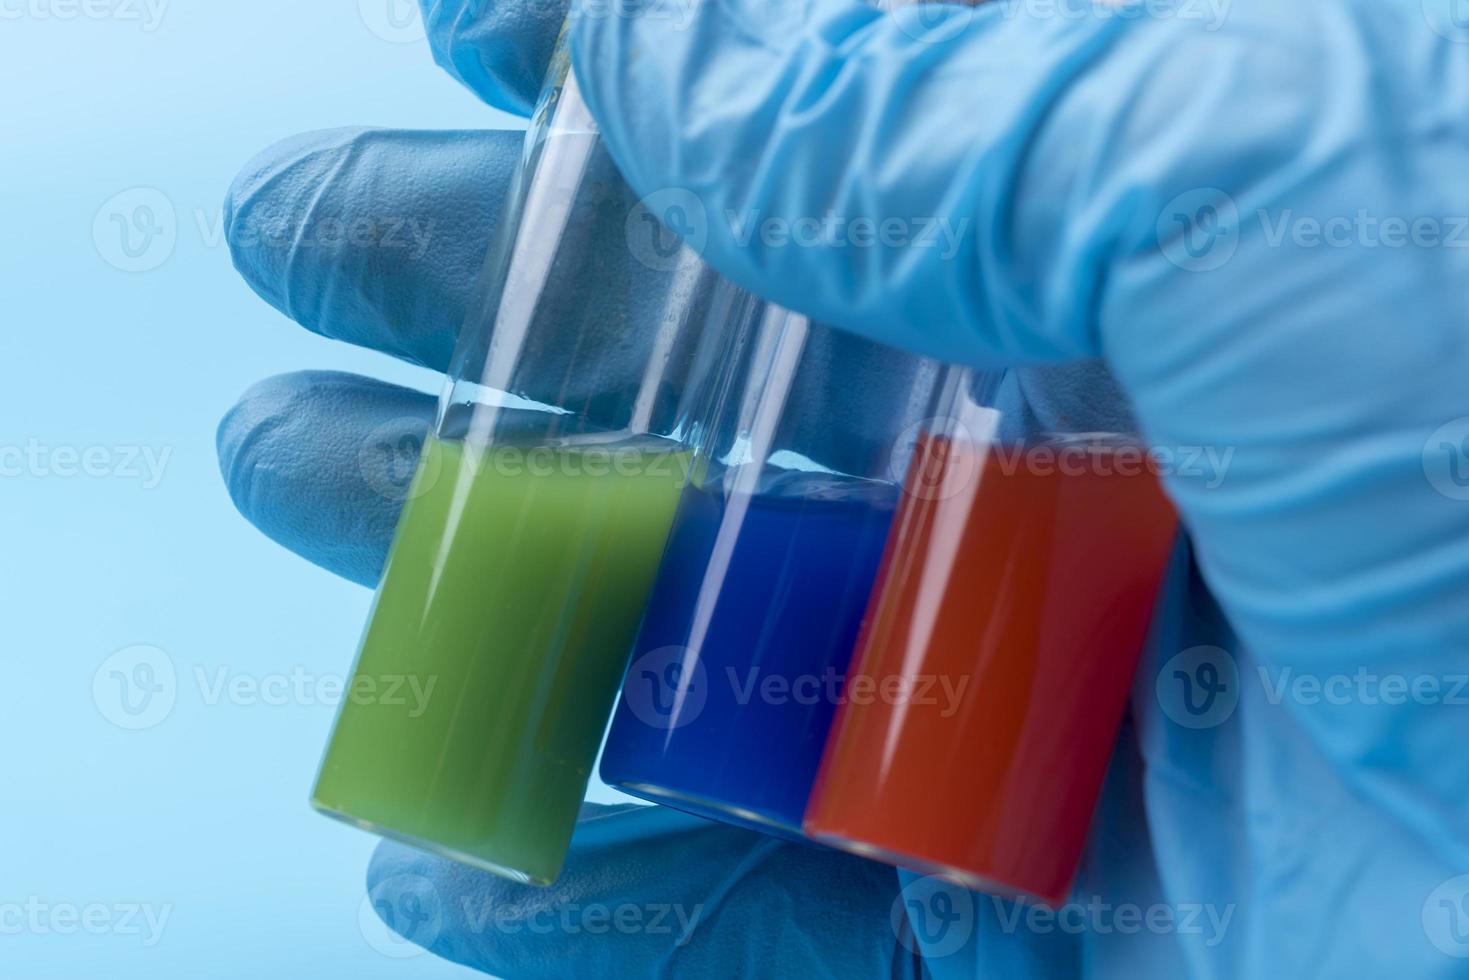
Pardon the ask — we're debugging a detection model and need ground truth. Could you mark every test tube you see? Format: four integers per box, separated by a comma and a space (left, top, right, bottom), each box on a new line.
311, 34, 763, 885
598, 313, 941, 838
803, 365, 1179, 903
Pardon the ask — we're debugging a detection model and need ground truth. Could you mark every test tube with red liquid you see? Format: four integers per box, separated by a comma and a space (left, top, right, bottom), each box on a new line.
803, 367, 1179, 904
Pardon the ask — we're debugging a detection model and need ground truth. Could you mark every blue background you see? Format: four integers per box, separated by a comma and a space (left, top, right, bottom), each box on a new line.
0, 2, 533, 975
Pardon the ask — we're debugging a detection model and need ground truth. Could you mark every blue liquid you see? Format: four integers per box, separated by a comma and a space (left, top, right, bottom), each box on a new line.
600, 481, 896, 836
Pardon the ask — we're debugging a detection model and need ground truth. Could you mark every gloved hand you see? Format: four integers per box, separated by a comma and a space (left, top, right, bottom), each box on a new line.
215, 12, 926, 978
213, 132, 919, 976
216, 0, 1469, 977
566, 0, 1469, 976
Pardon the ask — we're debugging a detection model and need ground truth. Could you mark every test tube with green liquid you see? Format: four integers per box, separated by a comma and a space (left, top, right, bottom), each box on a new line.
311, 32, 763, 885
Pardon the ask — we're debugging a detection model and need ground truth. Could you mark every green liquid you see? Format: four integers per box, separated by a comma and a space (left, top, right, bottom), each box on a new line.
313, 436, 689, 884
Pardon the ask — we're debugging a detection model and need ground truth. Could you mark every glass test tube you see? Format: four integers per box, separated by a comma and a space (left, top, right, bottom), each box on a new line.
803, 365, 1180, 903
311, 34, 762, 885
599, 314, 941, 838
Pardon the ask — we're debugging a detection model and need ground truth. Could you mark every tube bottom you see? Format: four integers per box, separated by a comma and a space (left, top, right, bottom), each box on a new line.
807, 830, 1055, 904
609, 781, 816, 846
311, 798, 549, 887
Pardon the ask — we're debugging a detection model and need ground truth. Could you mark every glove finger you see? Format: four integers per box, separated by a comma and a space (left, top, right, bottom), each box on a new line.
366, 802, 913, 979
568, 0, 1185, 366
216, 370, 436, 586
225, 127, 522, 372
419, 0, 570, 116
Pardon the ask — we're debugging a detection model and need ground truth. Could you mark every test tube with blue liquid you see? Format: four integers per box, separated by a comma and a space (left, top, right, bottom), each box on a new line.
599, 313, 941, 837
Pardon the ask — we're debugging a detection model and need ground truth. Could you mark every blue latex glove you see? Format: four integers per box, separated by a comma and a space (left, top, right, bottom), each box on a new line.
565, 0, 1469, 975
216, 0, 1469, 977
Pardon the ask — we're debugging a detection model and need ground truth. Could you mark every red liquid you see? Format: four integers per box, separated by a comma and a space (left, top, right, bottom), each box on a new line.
804, 436, 1178, 903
